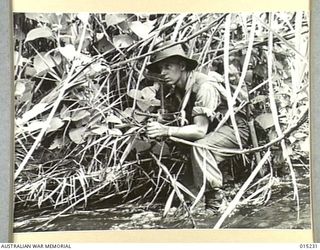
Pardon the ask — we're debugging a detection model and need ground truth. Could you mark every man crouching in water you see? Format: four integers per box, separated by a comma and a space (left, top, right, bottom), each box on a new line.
146, 41, 250, 212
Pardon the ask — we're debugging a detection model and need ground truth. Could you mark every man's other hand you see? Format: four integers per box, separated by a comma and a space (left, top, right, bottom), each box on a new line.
146, 121, 169, 138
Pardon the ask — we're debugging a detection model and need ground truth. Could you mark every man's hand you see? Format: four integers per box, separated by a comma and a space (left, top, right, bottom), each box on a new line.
146, 121, 169, 138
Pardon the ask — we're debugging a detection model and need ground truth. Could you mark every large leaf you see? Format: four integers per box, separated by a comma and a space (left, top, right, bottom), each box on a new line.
152, 142, 170, 156
132, 139, 151, 153
77, 13, 90, 23
121, 107, 134, 118
128, 20, 156, 39
25, 27, 53, 42
91, 125, 109, 135
49, 137, 64, 150
47, 117, 65, 133
59, 44, 76, 61
25, 13, 56, 24
96, 37, 115, 53
255, 113, 274, 130
109, 128, 123, 136
34, 52, 62, 75
104, 14, 128, 26
137, 100, 151, 112
15, 81, 26, 97
299, 136, 309, 153
113, 34, 134, 49
69, 127, 87, 144
105, 114, 122, 124
128, 89, 142, 99
140, 86, 157, 100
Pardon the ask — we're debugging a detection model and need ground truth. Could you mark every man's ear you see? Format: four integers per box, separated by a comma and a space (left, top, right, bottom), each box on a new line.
179, 61, 187, 71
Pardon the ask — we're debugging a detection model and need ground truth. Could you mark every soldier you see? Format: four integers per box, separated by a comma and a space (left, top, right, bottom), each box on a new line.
146, 41, 249, 212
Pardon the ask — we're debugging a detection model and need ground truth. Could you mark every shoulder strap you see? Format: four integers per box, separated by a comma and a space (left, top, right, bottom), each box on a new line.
178, 72, 195, 126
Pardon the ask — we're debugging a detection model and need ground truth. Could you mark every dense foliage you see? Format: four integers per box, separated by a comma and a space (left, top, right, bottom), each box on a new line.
13, 12, 309, 229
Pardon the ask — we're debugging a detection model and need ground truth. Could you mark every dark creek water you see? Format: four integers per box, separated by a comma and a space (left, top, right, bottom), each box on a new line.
14, 168, 311, 232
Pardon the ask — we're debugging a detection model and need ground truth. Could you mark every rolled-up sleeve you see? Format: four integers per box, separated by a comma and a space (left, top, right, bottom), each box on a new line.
192, 82, 221, 122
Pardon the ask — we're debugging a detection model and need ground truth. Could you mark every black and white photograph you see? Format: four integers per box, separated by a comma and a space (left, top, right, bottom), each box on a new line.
12, 12, 311, 232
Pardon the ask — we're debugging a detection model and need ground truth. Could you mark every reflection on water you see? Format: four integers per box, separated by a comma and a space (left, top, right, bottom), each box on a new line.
14, 167, 311, 232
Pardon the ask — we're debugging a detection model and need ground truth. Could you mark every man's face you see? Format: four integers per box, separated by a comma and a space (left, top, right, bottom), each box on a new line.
158, 57, 185, 88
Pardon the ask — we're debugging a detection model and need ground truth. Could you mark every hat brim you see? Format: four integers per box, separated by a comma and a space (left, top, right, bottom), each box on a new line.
146, 55, 198, 73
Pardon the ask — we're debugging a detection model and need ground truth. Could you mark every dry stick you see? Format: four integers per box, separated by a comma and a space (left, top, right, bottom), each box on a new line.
171, 14, 186, 41
290, 12, 307, 128
198, 26, 216, 71
267, 13, 300, 219
213, 150, 271, 229
231, 15, 256, 103
223, 15, 244, 154
14, 18, 90, 180
169, 107, 307, 155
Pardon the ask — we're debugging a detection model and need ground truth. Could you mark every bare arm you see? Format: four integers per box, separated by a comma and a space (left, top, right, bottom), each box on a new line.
146, 115, 209, 141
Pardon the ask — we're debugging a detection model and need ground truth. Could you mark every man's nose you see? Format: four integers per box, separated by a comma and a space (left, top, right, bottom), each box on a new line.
160, 68, 166, 75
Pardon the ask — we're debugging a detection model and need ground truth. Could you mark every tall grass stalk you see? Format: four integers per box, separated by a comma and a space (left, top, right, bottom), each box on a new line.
267, 13, 300, 219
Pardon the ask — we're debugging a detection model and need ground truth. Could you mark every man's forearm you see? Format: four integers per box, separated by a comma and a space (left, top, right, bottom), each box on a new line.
167, 124, 207, 141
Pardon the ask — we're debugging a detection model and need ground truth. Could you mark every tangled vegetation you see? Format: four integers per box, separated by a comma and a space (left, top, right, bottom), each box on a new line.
13, 12, 309, 230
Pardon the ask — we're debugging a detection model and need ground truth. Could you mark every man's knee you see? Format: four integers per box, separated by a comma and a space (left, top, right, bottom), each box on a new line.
192, 137, 225, 165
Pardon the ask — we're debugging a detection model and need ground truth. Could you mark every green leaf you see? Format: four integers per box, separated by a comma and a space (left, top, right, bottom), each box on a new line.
128, 20, 156, 39
163, 190, 175, 217
300, 136, 309, 153
128, 89, 142, 99
255, 113, 274, 130
49, 137, 64, 150
24, 66, 37, 76
69, 127, 87, 144
96, 37, 114, 53
77, 13, 90, 23
109, 128, 123, 136
152, 142, 170, 156
121, 107, 134, 118
25, 13, 54, 23
137, 100, 151, 112
47, 117, 65, 133
91, 125, 109, 135
104, 14, 128, 26
25, 27, 53, 42
113, 34, 134, 48
294, 132, 307, 139
71, 110, 90, 122
132, 139, 151, 152
140, 86, 157, 100
106, 114, 122, 124
15, 81, 26, 97
124, 126, 140, 135
59, 44, 77, 61
34, 52, 62, 75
